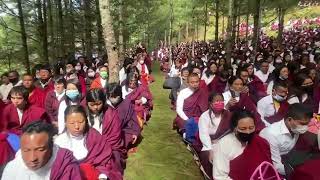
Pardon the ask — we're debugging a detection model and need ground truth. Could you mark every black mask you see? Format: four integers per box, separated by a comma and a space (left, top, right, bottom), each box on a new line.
236, 131, 254, 143
303, 85, 314, 95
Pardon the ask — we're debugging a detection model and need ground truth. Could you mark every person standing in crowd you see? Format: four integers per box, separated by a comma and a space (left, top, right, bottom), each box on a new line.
8, 70, 22, 87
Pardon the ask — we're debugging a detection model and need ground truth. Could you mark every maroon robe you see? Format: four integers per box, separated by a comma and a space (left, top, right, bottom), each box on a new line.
264, 101, 289, 124
192, 110, 232, 178
282, 132, 320, 180
229, 135, 273, 180
248, 76, 267, 103
0, 133, 14, 166
28, 87, 46, 108
117, 98, 141, 149
102, 107, 126, 174
229, 93, 265, 130
1, 103, 49, 135
50, 148, 82, 180
207, 76, 227, 94
126, 84, 153, 122
45, 91, 65, 122
35, 79, 54, 97
174, 88, 208, 130
82, 128, 122, 180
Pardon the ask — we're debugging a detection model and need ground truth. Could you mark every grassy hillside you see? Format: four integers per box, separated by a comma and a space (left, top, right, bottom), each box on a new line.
124, 62, 202, 180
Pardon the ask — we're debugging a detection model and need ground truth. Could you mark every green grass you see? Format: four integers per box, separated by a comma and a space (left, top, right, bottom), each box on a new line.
124, 62, 202, 180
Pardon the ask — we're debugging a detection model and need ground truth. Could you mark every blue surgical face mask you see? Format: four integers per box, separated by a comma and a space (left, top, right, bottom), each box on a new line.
66, 89, 80, 100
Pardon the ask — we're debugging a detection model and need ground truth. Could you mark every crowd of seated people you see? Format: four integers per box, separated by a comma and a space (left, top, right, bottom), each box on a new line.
0, 46, 153, 180
163, 27, 320, 180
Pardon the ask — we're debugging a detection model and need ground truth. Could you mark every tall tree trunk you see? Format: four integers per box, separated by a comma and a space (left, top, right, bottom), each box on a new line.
252, 0, 261, 53
215, 0, 219, 41
277, 7, 285, 46
68, 0, 75, 54
236, 5, 241, 43
164, 30, 167, 46
245, 8, 249, 42
56, 0, 64, 57
222, 15, 225, 35
84, 0, 93, 58
169, 0, 173, 66
204, 2, 208, 41
95, 0, 104, 55
231, 0, 237, 45
99, 0, 120, 83
47, 0, 55, 60
42, 0, 49, 63
118, 0, 124, 62
17, 0, 30, 73
226, 0, 234, 66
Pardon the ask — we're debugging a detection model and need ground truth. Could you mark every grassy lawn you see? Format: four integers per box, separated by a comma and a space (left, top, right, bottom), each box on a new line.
124, 62, 202, 180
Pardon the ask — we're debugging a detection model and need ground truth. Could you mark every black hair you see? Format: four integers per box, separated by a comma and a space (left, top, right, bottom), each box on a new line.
273, 80, 288, 90
123, 57, 133, 69
22, 120, 55, 148
39, 64, 51, 72
66, 60, 77, 67
228, 76, 243, 86
53, 75, 66, 87
272, 65, 288, 81
64, 105, 90, 134
181, 67, 190, 73
125, 72, 139, 91
205, 61, 218, 78
9, 86, 29, 101
86, 89, 106, 128
218, 70, 230, 80
230, 110, 255, 131
106, 83, 122, 99
208, 91, 223, 103
286, 103, 313, 121
86, 88, 106, 104
8, 70, 19, 77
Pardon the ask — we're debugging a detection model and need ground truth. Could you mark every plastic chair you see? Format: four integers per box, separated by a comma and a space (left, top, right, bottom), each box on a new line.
250, 161, 282, 180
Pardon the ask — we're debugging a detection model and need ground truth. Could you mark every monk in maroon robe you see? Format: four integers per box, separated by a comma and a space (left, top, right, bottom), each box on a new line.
102, 106, 126, 174
1, 86, 49, 135
282, 132, 320, 180
50, 148, 82, 180
229, 135, 273, 180
174, 73, 208, 131
117, 98, 141, 149
207, 75, 228, 94
82, 128, 122, 180
22, 74, 46, 108
34, 64, 54, 98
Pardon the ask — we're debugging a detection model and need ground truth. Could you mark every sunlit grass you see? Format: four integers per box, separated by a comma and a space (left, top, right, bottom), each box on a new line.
124, 62, 202, 180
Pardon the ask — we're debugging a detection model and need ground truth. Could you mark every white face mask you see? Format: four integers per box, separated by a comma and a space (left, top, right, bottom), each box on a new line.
273, 94, 286, 102
139, 60, 144, 64
291, 124, 308, 134
75, 65, 81, 71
